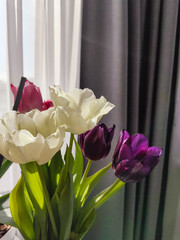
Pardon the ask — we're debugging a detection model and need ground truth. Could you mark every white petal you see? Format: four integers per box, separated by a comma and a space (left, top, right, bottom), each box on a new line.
49, 86, 69, 108
0, 109, 65, 165
19, 114, 37, 136
70, 88, 95, 107
49, 86, 115, 134
6, 128, 65, 165
55, 107, 93, 135
90, 97, 115, 124
0, 134, 11, 160
2, 111, 18, 131
55, 107, 70, 129
37, 127, 65, 165
0, 119, 9, 136
6, 133, 30, 164
65, 108, 93, 134
33, 110, 56, 138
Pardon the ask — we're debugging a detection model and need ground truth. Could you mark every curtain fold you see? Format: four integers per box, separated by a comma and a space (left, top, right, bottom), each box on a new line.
161, 3, 180, 239
35, 0, 82, 98
80, 0, 180, 239
1, 0, 24, 196
6, 0, 23, 108
141, 1, 179, 239
162, 42, 180, 240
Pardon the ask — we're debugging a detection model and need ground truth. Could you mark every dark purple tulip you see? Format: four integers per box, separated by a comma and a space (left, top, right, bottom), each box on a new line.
112, 130, 162, 183
79, 123, 115, 161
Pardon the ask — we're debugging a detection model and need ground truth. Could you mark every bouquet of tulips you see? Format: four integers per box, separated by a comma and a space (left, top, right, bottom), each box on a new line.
0, 78, 162, 240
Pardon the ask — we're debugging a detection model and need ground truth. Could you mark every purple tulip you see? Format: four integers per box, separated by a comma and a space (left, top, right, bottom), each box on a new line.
79, 123, 115, 161
11, 79, 43, 113
112, 130, 162, 183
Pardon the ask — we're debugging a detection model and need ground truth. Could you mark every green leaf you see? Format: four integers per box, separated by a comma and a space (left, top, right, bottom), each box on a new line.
77, 163, 112, 206
70, 209, 96, 240
51, 192, 60, 232
58, 171, 73, 240
73, 138, 83, 195
78, 208, 96, 240
21, 162, 45, 210
75, 180, 125, 237
49, 150, 64, 195
10, 175, 35, 240
0, 194, 15, 226
50, 164, 68, 233
65, 145, 74, 172
0, 160, 12, 179
20, 162, 48, 239
33, 215, 41, 240
41, 163, 50, 188
87, 180, 125, 209
51, 164, 66, 200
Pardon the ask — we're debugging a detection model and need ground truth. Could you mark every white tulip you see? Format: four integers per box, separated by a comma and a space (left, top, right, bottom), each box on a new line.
0, 110, 65, 165
49, 86, 115, 134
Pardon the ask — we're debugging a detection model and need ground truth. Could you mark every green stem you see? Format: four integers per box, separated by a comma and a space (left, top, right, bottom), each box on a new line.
103, 161, 112, 170
94, 178, 125, 209
81, 160, 92, 184
66, 133, 74, 172
75, 160, 92, 199
78, 179, 125, 230
36, 163, 58, 238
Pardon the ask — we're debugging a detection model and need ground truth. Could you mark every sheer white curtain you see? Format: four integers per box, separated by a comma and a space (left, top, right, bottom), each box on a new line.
0, 0, 83, 195
34, 0, 82, 98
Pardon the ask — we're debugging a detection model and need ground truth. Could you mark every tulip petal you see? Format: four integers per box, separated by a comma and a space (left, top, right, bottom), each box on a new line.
38, 127, 65, 165
19, 114, 37, 137
115, 159, 150, 183
131, 134, 148, 159
147, 146, 162, 157
78, 134, 85, 150
70, 88, 95, 111
10, 83, 18, 99
41, 99, 53, 111
83, 126, 106, 160
2, 111, 18, 132
49, 86, 70, 108
112, 130, 130, 168
29, 108, 57, 138
21, 84, 43, 112
102, 123, 115, 143
79, 123, 115, 160
6, 138, 30, 164
118, 141, 133, 162
142, 146, 162, 170
55, 106, 94, 135
0, 109, 65, 165
88, 96, 115, 124
11, 80, 43, 113
5, 128, 65, 165
6, 130, 44, 163
49, 86, 114, 134
0, 134, 11, 160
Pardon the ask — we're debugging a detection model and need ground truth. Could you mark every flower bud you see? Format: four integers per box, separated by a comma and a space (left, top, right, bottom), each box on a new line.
112, 130, 162, 182
79, 123, 115, 160
11, 79, 43, 113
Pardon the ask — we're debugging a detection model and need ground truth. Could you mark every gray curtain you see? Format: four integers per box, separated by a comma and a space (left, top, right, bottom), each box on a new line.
80, 0, 180, 240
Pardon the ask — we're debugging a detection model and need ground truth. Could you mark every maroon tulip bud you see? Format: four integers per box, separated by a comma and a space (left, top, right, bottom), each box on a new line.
79, 123, 115, 161
112, 130, 162, 182
11, 79, 43, 113
41, 99, 53, 111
